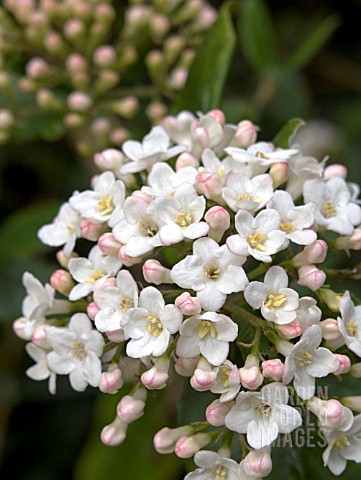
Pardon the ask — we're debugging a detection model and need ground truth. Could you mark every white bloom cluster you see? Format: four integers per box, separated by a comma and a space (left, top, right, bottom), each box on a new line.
14, 111, 361, 478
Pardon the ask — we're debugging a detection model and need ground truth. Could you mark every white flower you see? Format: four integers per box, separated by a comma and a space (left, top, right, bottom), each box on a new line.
68, 245, 122, 301
112, 196, 165, 257
93, 270, 139, 333
286, 152, 324, 199
283, 324, 339, 400
225, 382, 302, 449
120, 286, 182, 358
244, 266, 299, 325
120, 126, 184, 174
45, 313, 105, 392
227, 209, 286, 263
25, 342, 56, 394
323, 414, 361, 476
337, 291, 361, 357
69, 171, 125, 226
176, 311, 238, 366
222, 172, 274, 213
38, 202, 81, 256
210, 360, 241, 402
162, 110, 196, 149
267, 190, 317, 245
303, 177, 361, 235
142, 162, 197, 198
184, 450, 240, 480
294, 296, 322, 331
156, 183, 209, 245
199, 148, 229, 183
171, 237, 248, 311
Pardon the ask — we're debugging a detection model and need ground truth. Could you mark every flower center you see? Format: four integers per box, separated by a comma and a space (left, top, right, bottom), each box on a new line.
334, 435, 351, 450
147, 315, 163, 336
204, 261, 221, 280
67, 220, 78, 234
120, 298, 133, 313
139, 221, 158, 237
346, 320, 358, 337
280, 218, 296, 233
256, 403, 271, 416
85, 269, 105, 283
264, 293, 287, 310
175, 211, 193, 228
198, 320, 217, 339
247, 232, 266, 251
295, 351, 313, 367
215, 465, 227, 480
322, 200, 337, 218
98, 194, 114, 216
70, 341, 85, 361
220, 367, 231, 388
255, 151, 269, 160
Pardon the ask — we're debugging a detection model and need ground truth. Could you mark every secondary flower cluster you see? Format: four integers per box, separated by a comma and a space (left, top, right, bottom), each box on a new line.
0, 0, 215, 152
14, 110, 361, 478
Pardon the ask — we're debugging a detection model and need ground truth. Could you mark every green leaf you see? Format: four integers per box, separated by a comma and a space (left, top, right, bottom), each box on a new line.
273, 118, 305, 148
238, 0, 278, 72
174, 3, 236, 112
284, 14, 340, 72
0, 201, 60, 260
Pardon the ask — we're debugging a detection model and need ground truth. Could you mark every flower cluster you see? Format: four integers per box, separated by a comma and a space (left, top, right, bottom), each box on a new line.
14, 110, 361, 478
0, 0, 216, 152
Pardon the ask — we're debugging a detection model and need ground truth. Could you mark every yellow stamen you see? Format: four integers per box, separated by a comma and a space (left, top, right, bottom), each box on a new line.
198, 320, 217, 339
255, 151, 269, 160
215, 465, 227, 480
346, 320, 358, 337
264, 293, 287, 311
84, 269, 105, 283
322, 201, 337, 218
217, 168, 225, 180
70, 341, 85, 361
221, 367, 231, 388
334, 435, 351, 450
120, 299, 133, 313
295, 351, 313, 367
139, 221, 158, 237
247, 232, 266, 251
175, 211, 193, 229
256, 403, 271, 416
238, 193, 253, 201
98, 194, 114, 216
147, 315, 163, 337
280, 218, 296, 233
205, 260, 221, 280
67, 220, 77, 235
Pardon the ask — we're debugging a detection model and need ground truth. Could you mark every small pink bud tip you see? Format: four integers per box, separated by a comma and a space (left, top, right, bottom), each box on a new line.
297, 264, 326, 291
235, 120, 258, 148
205, 399, 232, 426
334, 354, 351, 375
142, 259, 172, 285
175, 292, 201, 316
116, 395, 145, 424
99, 368, 123, 393
98, 233, 121, 256
262, 359, 285, 381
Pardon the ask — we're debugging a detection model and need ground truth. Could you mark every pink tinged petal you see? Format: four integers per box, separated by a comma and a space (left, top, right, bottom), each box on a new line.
247, 419, 279, 449
176, 335, 201, 358
272, 405, 302, 433
217, 265, 248, 294
200, 339, 229, 366
83, 352, 102, 387
69, 363, 88, 392
197, 284, 227, 311
161, 305, 183, 333
264, 266, 288, 291
47, 352, 74, 375
226, 234, 249, 256
245, 282, 269, 309
306, 348, 340, 377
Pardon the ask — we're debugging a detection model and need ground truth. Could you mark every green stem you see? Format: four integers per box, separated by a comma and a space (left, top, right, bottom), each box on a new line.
247, 263, 270, 281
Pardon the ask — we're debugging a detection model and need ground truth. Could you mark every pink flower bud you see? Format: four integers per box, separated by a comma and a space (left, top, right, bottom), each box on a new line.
91, 117, 112, 136
175, 433, 211, 458
334, 354, 351, 375
174, 356, 199, 377
169, 67, 188, 90
98, 233, 122, 256
262, 359, 285, 381
0, 109, 14, 129
242, 447, 273, 477
150, 14, 170, 40
32, 324, 50, 349
26, 58, 49, 78
205, 399, 233, 426
153, 426, 193, 454
99, 367, 123, 394
146, 100, 167, 123
297, 264, 326, 291
50, 269, 74, 296
277, 321, 303, 339
111, 97, 139, 119
94, 3, 115, 22
175, 292, 201, 316
13, 317, 29, 340
106, 329, 125, 343
87, 301, 100, 320
190, 368, 217, 392
67, 91, 92, 112
239, 355, 263, 390
118, 246, 143, 267
93, 45, 117, 68
175, 152, 199, 170
141, 357, 170, 390
100, 417, 128, 446
63, 19, 85, 41
307, 397, 353, 431
292, 240, 328, 266
269, 162, 289, 188
207, 109, 226, 126
234, 120, 258, 148
142, 259, 172, 285
80, 218, 107, 241
94, 148, 125, 172
204, 206, 230, 242
335, 229, 361, 251
196, 172, 223, 201
117, 393, 146, 424
66, 53, 87, 72
319, 318, 341, 341
324, 164, 348, 179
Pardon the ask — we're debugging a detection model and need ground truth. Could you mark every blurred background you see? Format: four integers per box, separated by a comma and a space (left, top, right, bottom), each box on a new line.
0, 0, 361, 478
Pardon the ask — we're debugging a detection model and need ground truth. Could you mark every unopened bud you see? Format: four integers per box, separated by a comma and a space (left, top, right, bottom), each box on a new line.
175, 292, 201, 316
87, 301, 100, 320
277, 321, 303, 339
297, 264, 326, 291
319, 318, 341, 341
141, 357, 170, 390
169, 67, 188, 90
174, 356, 199, 377
205, 206, 230, 242
242, 447, 273, 478
196, 172, 223, 202
50, 269, 74, 296
234, 120, 258, 148
63, 19, 85, 43
98, 233, 121, 256
350, 363, 361, 378
56, 249, 78, 267
142, 259, 172, 285
149, 13, 170, 40
318, 288, 343, 312
66, 53, 87, 73
26, 58, 50, 78
335, 229, 361, 251
146, 100, 168, 124
64, 113, 86, 128
117, 391, 146, 424
100, 417, 128, 446
206, 399, 233, 427
334, 354, 351, 375
79, 219, 106, 241
94, 70, 120, 94
262, 359, 285, 381
106, 329, 125, 343
32, 324, 50, 349
307, 397, 353, 431
175, 433, 211, 459
111, 97, 139, 119
94, 148, 125, 172
207, 109, 226, 126
175, 152, 199, 170
153, 426, 193, 454
292, 240, 328, 266
99, 367, 123, 394
118, 246, 143, 267
36, 89, 64, 111
93, 45, 117, 68
270, 162, 289, 188
239, 354, 263, 390
67, 91, 92, 112
45, 31, 67, 56
0, 109, 14, 130
324, 164, 348, 179
13, 317, 30, 340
